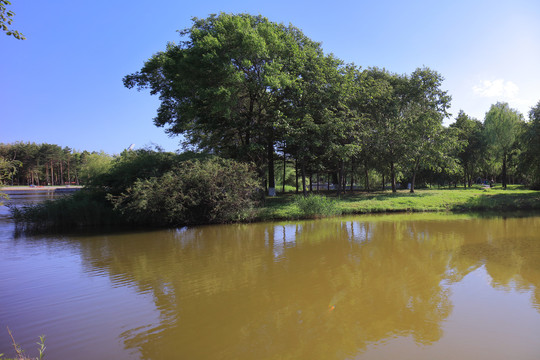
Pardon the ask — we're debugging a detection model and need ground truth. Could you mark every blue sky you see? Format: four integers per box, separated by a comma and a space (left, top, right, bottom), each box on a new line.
2, 0, 539, 154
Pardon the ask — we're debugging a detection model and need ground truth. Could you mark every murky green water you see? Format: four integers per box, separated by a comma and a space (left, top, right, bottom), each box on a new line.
1, 193, 540, 359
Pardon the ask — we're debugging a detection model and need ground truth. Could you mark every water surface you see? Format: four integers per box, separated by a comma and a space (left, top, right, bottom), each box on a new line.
1, 193, 540, 359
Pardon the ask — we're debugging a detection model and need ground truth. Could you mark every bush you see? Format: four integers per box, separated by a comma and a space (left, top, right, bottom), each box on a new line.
111, 158, 260, 225
11, 154, 260, 231
92, 148, 184, 194
295, 194, 341, 218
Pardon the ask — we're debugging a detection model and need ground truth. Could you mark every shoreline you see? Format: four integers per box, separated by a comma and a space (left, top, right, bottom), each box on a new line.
1, 186, 83, 193
6, 186, 540, 233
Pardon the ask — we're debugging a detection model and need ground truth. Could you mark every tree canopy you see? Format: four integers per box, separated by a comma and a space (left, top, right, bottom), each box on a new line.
122, 13, 540, 194
483, 102, 524, 189
124, 13, 328, 195
124, 13, 460, 195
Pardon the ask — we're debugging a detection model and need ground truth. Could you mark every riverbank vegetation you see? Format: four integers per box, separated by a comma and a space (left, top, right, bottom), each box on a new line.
10, 165, 540, 232
10, 150, 261, 232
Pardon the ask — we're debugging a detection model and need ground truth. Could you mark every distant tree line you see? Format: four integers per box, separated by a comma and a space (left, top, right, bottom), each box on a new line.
0, 142, 113, 186
124, 13, 540, 194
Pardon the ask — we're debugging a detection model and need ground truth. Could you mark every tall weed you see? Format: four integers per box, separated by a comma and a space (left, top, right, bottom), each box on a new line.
295, 194, 341, 218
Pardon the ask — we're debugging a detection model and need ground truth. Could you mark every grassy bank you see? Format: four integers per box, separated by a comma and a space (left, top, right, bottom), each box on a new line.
9, 185, 540, 233
258, 185, 540, 221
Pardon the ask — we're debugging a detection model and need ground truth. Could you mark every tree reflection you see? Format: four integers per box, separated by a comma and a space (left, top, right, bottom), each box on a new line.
72, 214, 540, 359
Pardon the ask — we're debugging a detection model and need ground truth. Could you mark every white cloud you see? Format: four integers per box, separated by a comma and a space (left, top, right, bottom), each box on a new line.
472, 79, 519, 99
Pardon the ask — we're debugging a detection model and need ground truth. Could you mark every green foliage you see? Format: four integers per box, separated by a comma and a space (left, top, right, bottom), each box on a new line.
450, 110, 485, 187
11, 189, 123, 232
294, 194, 341, 218
483, 102, 524, 189
0, 157, 22, 185
0, 142, 94, 186
124, 13, 328, 193
10, 150, 256, 231
273, 157, 297, 189
521, 100, 540, 188
0, 0, 25, 40
111, 157, 261, 225
79, 151, 113, 184
93, 148, 195, 194
484, 102, 523, 157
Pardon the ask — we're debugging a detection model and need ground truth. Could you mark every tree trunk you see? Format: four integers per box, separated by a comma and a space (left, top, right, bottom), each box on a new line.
502, 153, 507, 190
382, 174, 385, 191
60, 161, 64, 185
410, 158, 419, 193
364, 160, 369, 191
390, 162, 396, 193
327, 174, 330, 191
282, 152, 286, 193
309, 173, 313, 192
350, 161, 354, 192
295, 159, 299, 194
267, 140, 275, 196
336, 162, 344, 197
301, 161, 307, 197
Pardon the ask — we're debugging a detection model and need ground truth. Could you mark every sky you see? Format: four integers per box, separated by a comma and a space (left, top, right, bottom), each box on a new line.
2, 0, 539, 154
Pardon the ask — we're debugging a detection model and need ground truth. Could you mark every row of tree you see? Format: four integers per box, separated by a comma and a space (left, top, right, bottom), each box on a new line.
0, 142, 113, 186
124, 13, 540, 194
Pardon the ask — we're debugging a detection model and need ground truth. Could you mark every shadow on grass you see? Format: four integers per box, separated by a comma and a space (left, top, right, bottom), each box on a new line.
456, 192, 540, 212
340, 191, 434, 203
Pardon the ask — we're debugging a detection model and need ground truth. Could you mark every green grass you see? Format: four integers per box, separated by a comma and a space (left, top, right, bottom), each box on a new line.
257, 185, 540, 221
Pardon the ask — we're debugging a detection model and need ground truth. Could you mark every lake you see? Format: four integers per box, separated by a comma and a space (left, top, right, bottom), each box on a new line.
1, 192, 540, 359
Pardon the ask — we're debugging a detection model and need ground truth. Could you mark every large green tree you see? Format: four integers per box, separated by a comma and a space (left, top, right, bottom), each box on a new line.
402, 67, 452, 193
483, 102, 523, 189
124, 13, 323, 195
450, 110, 484, 187
359, 68, 409, 192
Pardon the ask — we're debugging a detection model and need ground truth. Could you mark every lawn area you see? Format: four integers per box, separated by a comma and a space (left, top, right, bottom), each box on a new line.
258, 185, 540, 221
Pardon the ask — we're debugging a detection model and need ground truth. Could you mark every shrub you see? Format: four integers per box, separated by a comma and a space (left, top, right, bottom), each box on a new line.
92, 148, 184, 194
295, 194, 341, 218
111, 158, 260, 225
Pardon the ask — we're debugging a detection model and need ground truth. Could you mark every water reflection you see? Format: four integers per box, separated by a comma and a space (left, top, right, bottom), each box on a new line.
2, 193, 540, 360
58, 214, 540, 359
